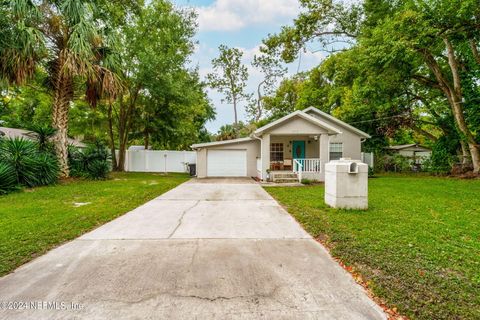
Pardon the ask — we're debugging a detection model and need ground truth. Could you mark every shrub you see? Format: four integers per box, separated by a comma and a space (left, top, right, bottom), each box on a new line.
382, 154, 411, 172
368, 166, 375, 177
26, 124, 56, 153
0, 138, 41, 187
85, 159, 111, 180
68, 142, 111, 180
0, 162, 17, 194
422, 138, 456, 174
0, 137, 59, 188
35, 153, 60, 185
301, 178, 314, 185
68, 145, 84, 177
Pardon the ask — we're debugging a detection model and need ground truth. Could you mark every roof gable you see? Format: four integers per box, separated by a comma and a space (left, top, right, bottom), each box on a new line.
254, 110, 341, 135
303, 107, 371, 138
386, 144, 431, 152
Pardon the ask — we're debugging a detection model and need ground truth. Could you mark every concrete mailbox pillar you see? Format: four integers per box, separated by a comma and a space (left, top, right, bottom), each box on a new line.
324, 158, 368, 210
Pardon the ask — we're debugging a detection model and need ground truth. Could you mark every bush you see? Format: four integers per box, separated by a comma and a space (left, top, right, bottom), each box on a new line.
301, 178, 314, 185
382, 154, 411, 172
0, 137, 59, 189
68, 145, 85, 177
26, 124, 56, 153
0, 162, 17, 194
35, 153, 60, 185
368, 166, 375, 177
422, 138, 456, 174
68, 142, 111, 180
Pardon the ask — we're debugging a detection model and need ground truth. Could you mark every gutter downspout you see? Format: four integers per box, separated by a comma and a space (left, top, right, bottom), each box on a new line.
252, 133, 263, 180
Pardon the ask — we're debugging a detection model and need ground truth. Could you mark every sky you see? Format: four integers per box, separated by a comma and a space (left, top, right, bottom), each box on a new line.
173, 0, 327, 133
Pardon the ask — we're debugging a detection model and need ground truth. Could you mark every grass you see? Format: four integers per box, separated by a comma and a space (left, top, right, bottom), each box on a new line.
265, 174, 480, 320
0, 172, 189, 276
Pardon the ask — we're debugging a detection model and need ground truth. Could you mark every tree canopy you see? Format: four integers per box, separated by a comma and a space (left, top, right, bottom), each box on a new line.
1, 0, 214, 173
262, 0, 480, 173
207, 45, 250, 125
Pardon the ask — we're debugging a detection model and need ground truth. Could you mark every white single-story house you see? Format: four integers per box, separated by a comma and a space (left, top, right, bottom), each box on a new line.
191, 107, 370, 182
385, 144, 432, 164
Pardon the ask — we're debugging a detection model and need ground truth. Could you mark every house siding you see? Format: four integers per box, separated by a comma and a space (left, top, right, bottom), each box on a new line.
196, 140, 260, 178
270, 135, 320, 159
267, 117, 329, 135
193, 108, 368, 180
307, 112, 363, 161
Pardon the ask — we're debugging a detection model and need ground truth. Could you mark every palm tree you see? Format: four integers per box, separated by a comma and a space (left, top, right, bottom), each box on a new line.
26, 124, 57, 152
0, 0, 122, 177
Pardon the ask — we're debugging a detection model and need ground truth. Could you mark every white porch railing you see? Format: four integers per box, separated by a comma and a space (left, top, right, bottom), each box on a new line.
293, 159, 303, 182
294, 158, 322, 173
294, 158, 322, 183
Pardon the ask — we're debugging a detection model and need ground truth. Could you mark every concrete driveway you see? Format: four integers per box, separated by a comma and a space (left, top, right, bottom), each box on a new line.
0, 178, 386, 320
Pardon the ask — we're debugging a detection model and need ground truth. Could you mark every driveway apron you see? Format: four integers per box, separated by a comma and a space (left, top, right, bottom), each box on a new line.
0, 178, 386, 319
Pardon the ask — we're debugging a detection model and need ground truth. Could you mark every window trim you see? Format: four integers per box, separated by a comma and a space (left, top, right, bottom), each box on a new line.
270, 143, 284, 162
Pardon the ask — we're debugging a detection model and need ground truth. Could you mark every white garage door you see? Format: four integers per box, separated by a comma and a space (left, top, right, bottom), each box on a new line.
207, 150, 247, 177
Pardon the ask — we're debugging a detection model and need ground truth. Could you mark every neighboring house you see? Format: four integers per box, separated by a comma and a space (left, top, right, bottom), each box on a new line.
0, 126, 86, 148
385, 144, 432, 164
191, 107, 370, 181
128, 145, 152, 151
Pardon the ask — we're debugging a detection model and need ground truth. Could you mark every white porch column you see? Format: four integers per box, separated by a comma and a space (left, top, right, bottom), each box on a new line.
261, 133, 270, 181
319, 134, 330, 181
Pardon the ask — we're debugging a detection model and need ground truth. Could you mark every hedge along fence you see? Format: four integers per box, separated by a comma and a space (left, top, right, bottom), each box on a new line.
69, 143, 111, 180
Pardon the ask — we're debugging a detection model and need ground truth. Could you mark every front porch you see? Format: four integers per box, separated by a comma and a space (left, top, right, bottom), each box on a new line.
256, 134, 331, 182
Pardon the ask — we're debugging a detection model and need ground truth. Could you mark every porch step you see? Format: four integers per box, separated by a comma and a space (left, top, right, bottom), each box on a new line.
271, 171, 299, 183
272, 178, 299, 183
271, 173, 298, 179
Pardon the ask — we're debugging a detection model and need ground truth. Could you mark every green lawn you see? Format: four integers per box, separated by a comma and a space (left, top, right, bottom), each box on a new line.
265, 174, 480, 320
0, 172, 189, 276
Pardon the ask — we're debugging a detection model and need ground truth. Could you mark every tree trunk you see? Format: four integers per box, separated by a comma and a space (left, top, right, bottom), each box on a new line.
419, 42, 480, 173
460, 140, 471, 165
443, 38, 480, 173
107, 102, 117, 170
469, 40, 480, 64
233, 95, 238, 125
117, 115, 127, 172
144, 129, 149, 150
256, 80, 266, 122
411, 125, 438, 142
117, 140, 126, 171
52, 74, 73, 178
116, 90, 138, 172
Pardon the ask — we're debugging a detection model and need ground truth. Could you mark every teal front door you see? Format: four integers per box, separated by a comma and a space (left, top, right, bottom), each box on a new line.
292, 141, 305, 159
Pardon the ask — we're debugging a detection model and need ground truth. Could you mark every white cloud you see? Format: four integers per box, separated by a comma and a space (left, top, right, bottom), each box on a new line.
196, 0, 300, 31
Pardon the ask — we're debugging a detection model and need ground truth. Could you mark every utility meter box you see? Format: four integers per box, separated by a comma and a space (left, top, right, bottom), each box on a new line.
324, 158, 368, 210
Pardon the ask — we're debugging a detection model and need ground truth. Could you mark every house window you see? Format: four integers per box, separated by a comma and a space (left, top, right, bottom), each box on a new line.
329, 142, 343, 160
270, 143, 284, 161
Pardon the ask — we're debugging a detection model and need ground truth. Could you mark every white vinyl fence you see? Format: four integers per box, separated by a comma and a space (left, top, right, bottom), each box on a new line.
361, 152, 374, 168
121, 150, 196, 173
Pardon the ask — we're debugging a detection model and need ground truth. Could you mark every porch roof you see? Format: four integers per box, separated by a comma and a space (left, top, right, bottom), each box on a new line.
254, 110, 342, 136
